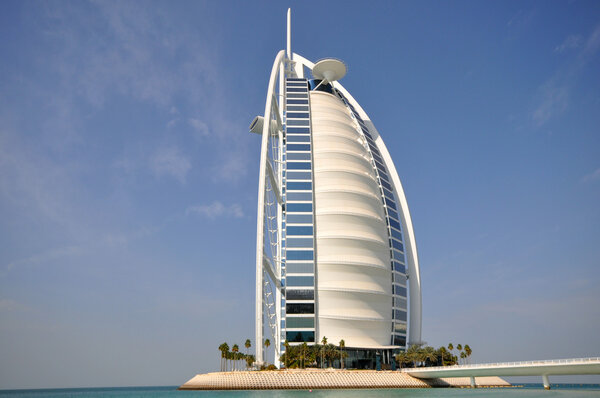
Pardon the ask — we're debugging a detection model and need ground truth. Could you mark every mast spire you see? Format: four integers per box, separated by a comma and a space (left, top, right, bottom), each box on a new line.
286, 8, 291, 60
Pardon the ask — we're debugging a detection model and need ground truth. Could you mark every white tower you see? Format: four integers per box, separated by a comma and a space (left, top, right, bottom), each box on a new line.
252, 9, 422, 367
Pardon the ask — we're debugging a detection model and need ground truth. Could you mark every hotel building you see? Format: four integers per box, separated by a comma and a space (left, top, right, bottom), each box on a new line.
251, 10, 422, 368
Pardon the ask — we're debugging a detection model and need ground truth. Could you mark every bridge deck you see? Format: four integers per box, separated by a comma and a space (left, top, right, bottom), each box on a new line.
402, 357, 600, 378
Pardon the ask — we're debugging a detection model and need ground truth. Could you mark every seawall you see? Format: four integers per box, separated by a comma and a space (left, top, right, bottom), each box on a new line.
179, 369, 511, 390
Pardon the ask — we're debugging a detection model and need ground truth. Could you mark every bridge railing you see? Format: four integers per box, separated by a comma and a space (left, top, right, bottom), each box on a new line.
401, 357, 600, 372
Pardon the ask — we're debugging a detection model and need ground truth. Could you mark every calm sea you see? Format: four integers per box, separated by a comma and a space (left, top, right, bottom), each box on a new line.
1, 385, 600, 398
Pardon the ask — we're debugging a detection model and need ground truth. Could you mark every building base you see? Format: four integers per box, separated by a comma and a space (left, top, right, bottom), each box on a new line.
178, 370, 511, 390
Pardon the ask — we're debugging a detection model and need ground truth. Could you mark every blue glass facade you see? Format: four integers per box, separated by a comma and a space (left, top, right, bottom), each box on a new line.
282, 78, 316, 345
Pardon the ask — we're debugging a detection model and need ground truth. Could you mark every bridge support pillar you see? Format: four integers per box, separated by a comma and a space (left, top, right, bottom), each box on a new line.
542, 374, 550, 390
470, 376, 476, 388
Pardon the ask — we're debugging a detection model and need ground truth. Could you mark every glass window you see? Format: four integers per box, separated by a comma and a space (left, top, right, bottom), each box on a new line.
375, 160, 386, 173
371, 151, 383, 164
393, 335, 406, 347
389, 218, 401, 231
287, 93, 308, 99
394, 322, 407, 333
286, 112, 309, 118
383, 188, 394, 201
287, 250, 313, 261
286, 289, 314, 300
287, 214, 313, 224
286, 78, 306, 82
286, 303, 314, 314
286, 238, 313, 248
287, 181, 312, 191
287, 135, 310, 143
287, 162, 311, 170
286, 192, 312, 202
287, 127, 310, 134
286, 331, 315, 343
286, 87, 307, 93
387, 208, 399, 221
287, 119, 309, 126
286, 262, 314, 274
286, 317, 315, 328
286, 276, 314, 287
287, 226, 313, 235
287, 144, 311, 152
394, 297, 407, 310
393, 261, 406, 274
378, 168, 389, 182
392, 239, 404, 252
287, 203, 312, 213
393, 285, 407, 297
394, 310, 407, 322
287, 171, 311, 180
287, 152, 311, 161
385, 198, 397, 211
393, 250, 405, 263
287, 106, 309, 112
395, 272, 407, 284
287, 99, 308, 105
380, 179, 393, 192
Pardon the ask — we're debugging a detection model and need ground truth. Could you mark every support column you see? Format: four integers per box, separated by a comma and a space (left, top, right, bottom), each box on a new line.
470, 376, 476, 388
542, 374, 550, 390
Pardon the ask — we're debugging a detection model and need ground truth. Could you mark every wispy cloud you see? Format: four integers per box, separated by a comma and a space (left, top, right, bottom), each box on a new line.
554, 34, 583, 53
150, 146, 191, 184
532, 25, 600, 127
186, 201, 244, 219
581, 168, 600, 183
188, 118, 210, 137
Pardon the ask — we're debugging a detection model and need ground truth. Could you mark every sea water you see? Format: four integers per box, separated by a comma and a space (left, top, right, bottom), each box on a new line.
1, 385, 599, 397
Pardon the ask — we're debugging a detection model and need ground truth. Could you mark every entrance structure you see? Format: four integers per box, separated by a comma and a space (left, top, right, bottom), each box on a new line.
251, 9, 422, 367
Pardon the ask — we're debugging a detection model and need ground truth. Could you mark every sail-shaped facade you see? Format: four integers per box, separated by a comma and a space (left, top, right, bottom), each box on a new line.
252, 10, 421, 368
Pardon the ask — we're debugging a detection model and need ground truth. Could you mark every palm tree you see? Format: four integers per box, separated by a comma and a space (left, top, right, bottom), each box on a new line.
232, 344, 239, 371
283, 339, 290, 368
218, 342, 229, 371
464, 345, 472, 364
321, 336, 328, 368
302, 342, 308, 368
339, 339, 346, 369
438, 346, 447, 366
456, 344, 463, 365
245, 339, 252, 369
264, 339, 271, 365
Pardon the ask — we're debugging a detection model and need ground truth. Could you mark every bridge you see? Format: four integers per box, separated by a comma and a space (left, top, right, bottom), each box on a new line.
401, 357, 600, 389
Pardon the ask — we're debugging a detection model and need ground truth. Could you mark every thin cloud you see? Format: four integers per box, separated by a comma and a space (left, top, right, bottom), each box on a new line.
188, 118, 210, 137
532, 24, 600, 127
186, 201, 244, 219
581, 168, 600, 183
554, 34, 583, 53
150, 146, 191, 184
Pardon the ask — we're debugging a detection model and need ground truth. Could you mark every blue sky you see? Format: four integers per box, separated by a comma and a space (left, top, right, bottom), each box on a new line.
1, 0, 599, 389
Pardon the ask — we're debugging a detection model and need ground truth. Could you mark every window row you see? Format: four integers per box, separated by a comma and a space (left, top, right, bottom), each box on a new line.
286, 214, 313, 224
287, 143, 311, 152
287, 99, 309, 105
286, 87, 308, 93
287, 203, 312, 213
286, 181, 312, 191
286, 289, 314, 300
287, 162, 311, 170
286, 331, 314, 343
286, 262, 314, 274
286, 250, 314, 261
286, 237, 314, 248
393, 249, 405, 264
287, 192, 312, 201
287, 225, 313, 235
287, 127, 310, 134
287, 171, 312, 181
286, 316, 314, 329
287, 135, 310, 143
393, 261, 406, 274
394, 322, 407, 333
286, 275, 314, 287
286, 303, 314, 314
287, 93, 308, 99
286, 119, 310, 126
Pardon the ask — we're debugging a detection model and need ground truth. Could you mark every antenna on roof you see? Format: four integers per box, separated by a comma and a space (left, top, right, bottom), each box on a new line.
286, 8, 291, 60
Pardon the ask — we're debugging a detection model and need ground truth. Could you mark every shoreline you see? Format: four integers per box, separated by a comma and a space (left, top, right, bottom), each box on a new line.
178, 369, 511, 390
